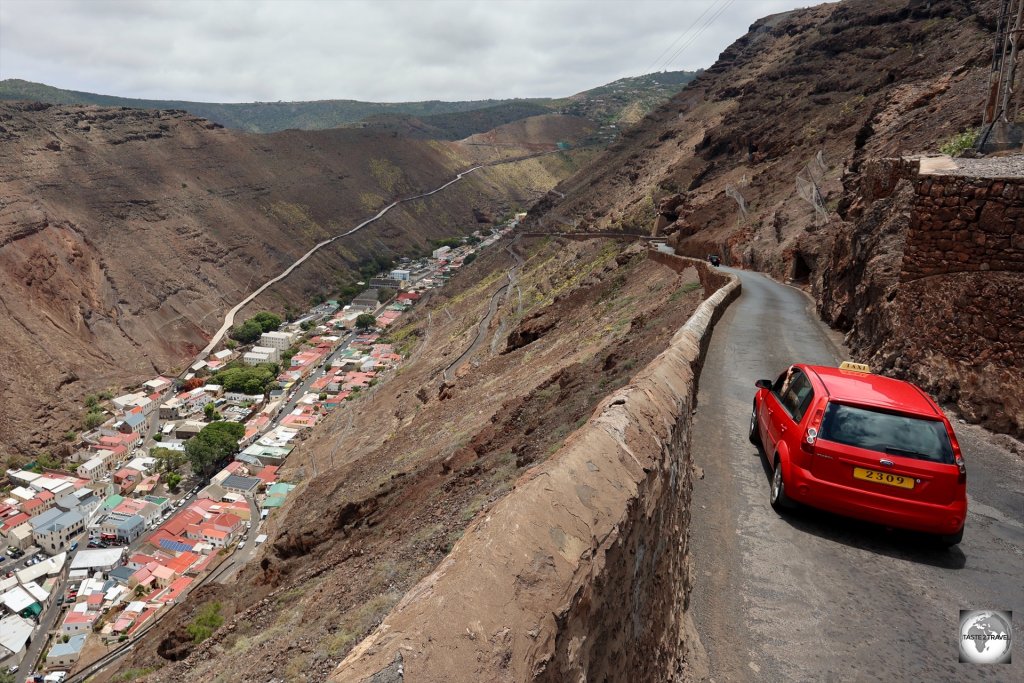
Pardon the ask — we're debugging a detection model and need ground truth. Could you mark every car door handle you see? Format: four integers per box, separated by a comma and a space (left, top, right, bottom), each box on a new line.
779, 425, 786, 433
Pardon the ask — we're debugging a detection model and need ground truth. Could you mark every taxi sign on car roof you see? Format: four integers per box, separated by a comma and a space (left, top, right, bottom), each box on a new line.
838, 361, 871, 373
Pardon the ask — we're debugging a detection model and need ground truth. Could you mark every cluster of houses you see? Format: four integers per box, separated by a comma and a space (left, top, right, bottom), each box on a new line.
1, 471, 103, 554
0, 449, 291, 673
0, 553, 65, 668
0, 220, 522, 675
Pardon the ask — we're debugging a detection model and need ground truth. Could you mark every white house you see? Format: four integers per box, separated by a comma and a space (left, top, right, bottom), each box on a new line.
33, 510, 85, 555
259, 331, 295, 350
160, 397, 185, 420
0, 614, 33, 664
142, 376, 173, 394
243, 346, 280, 365
77, 451, 114, 481
46, 633, 87, 668
124, 456, 157, 475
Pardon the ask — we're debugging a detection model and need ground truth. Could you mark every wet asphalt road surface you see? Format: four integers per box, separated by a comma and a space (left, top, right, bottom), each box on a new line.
687, 268, 1024, 682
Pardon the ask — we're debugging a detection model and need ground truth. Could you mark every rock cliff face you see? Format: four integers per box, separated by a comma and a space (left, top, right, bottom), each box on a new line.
819, 158, 1024, 435
520, 0, 1022, 434
0, 102, 588, 454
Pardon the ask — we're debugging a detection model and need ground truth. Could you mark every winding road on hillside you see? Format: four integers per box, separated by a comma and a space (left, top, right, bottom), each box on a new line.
686, 268, 1024, 682
200, 149, 564, 358
444, 237, 524, 379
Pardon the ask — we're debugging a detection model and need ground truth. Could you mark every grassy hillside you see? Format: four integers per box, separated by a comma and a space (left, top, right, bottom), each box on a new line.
0, 72, 698, 135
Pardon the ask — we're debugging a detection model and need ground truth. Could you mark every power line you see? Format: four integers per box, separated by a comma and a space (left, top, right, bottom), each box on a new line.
661, 0, 736, 71
645, 0, 721, 73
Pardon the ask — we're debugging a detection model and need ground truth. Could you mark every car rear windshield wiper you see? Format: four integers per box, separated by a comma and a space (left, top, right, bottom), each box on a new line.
884, 446, 934, 460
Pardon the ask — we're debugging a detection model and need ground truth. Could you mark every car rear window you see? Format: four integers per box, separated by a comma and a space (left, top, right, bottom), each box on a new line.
819, 402, 954, 464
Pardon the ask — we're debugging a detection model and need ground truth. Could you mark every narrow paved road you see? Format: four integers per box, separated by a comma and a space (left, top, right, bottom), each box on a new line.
687, 268, 1024, 682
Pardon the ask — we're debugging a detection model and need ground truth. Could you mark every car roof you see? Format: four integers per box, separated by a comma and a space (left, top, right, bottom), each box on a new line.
801, 365, 940, 418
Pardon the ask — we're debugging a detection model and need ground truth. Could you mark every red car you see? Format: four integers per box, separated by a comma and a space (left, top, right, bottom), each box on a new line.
750, 362, 967, 546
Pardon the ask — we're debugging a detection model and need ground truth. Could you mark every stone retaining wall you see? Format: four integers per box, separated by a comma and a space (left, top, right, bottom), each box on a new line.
902, 174, 1023, 280
834, 157, 1024, 436
330, 253, 740, 682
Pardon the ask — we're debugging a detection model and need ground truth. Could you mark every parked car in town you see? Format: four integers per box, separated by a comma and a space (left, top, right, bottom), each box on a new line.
750, 361, 967, 546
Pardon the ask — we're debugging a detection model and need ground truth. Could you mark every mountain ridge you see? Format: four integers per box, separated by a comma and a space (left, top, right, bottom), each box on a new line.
0, 71, 698, 134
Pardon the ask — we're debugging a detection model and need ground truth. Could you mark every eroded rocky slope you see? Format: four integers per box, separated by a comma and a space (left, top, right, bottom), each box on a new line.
524, 0, 1022, 434
107, 236, 707, 681
0, 103, 590, 454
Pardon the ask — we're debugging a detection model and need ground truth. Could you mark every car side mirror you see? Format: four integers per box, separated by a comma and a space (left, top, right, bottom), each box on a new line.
755, 379, 773, 390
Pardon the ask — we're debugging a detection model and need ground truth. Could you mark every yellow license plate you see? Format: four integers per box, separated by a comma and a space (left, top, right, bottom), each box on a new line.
853, 467, 915, 489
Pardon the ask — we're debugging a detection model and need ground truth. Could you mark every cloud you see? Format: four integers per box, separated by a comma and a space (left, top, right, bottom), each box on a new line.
0, 0, 811, 102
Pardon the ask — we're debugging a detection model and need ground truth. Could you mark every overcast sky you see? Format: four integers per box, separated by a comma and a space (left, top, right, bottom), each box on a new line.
0, 0, 814, 103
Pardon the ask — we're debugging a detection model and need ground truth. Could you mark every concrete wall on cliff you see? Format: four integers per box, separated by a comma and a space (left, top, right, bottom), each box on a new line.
330, 253, 740, 682
820, 156, 1023, 436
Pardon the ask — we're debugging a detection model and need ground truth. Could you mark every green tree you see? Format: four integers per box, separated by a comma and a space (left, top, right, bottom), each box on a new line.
252, 311, 283, 332
151, 446, 184, 473
84, 394, 99, 408
185, 422, 245, 476
464, 252, 477, 265
355, 313, 376, 330
210, 364, 277, 395
84, 410, 105, 429
0, 670, 14, 683
204, 402, 222, 422
152, 433, 163, 442
164, 472, 183, 492
225, 339, 238, 350
229, 320, 263, 345
431, 237, 463, 249
377, 288, 395, 303
64, 430, 78, 442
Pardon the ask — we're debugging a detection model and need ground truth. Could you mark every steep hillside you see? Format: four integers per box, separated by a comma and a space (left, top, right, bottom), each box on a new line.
0, 71, 697, 135
107, 235, 708, 682
524, 0, 1022, 433
353, 102, 556, 140
0, 102, 588, 455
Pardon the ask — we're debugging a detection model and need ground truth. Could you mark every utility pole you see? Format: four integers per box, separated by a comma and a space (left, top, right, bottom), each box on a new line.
980, 0, 1024, 150
986, 0, 1024, 122
1000, 0, 1024, 123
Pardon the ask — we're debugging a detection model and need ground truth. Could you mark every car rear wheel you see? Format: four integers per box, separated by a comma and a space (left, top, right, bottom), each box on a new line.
770, 456, 795, 512
748, 402, 761, 446
935, 527, 964, 547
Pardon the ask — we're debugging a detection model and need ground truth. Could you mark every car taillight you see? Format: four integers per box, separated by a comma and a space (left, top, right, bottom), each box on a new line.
951, 435, 966, 484
800, 406, 825, 454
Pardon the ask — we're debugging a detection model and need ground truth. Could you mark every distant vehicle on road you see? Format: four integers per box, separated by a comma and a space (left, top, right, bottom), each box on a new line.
751, 361, 967, 546
707, 254, 721, 266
